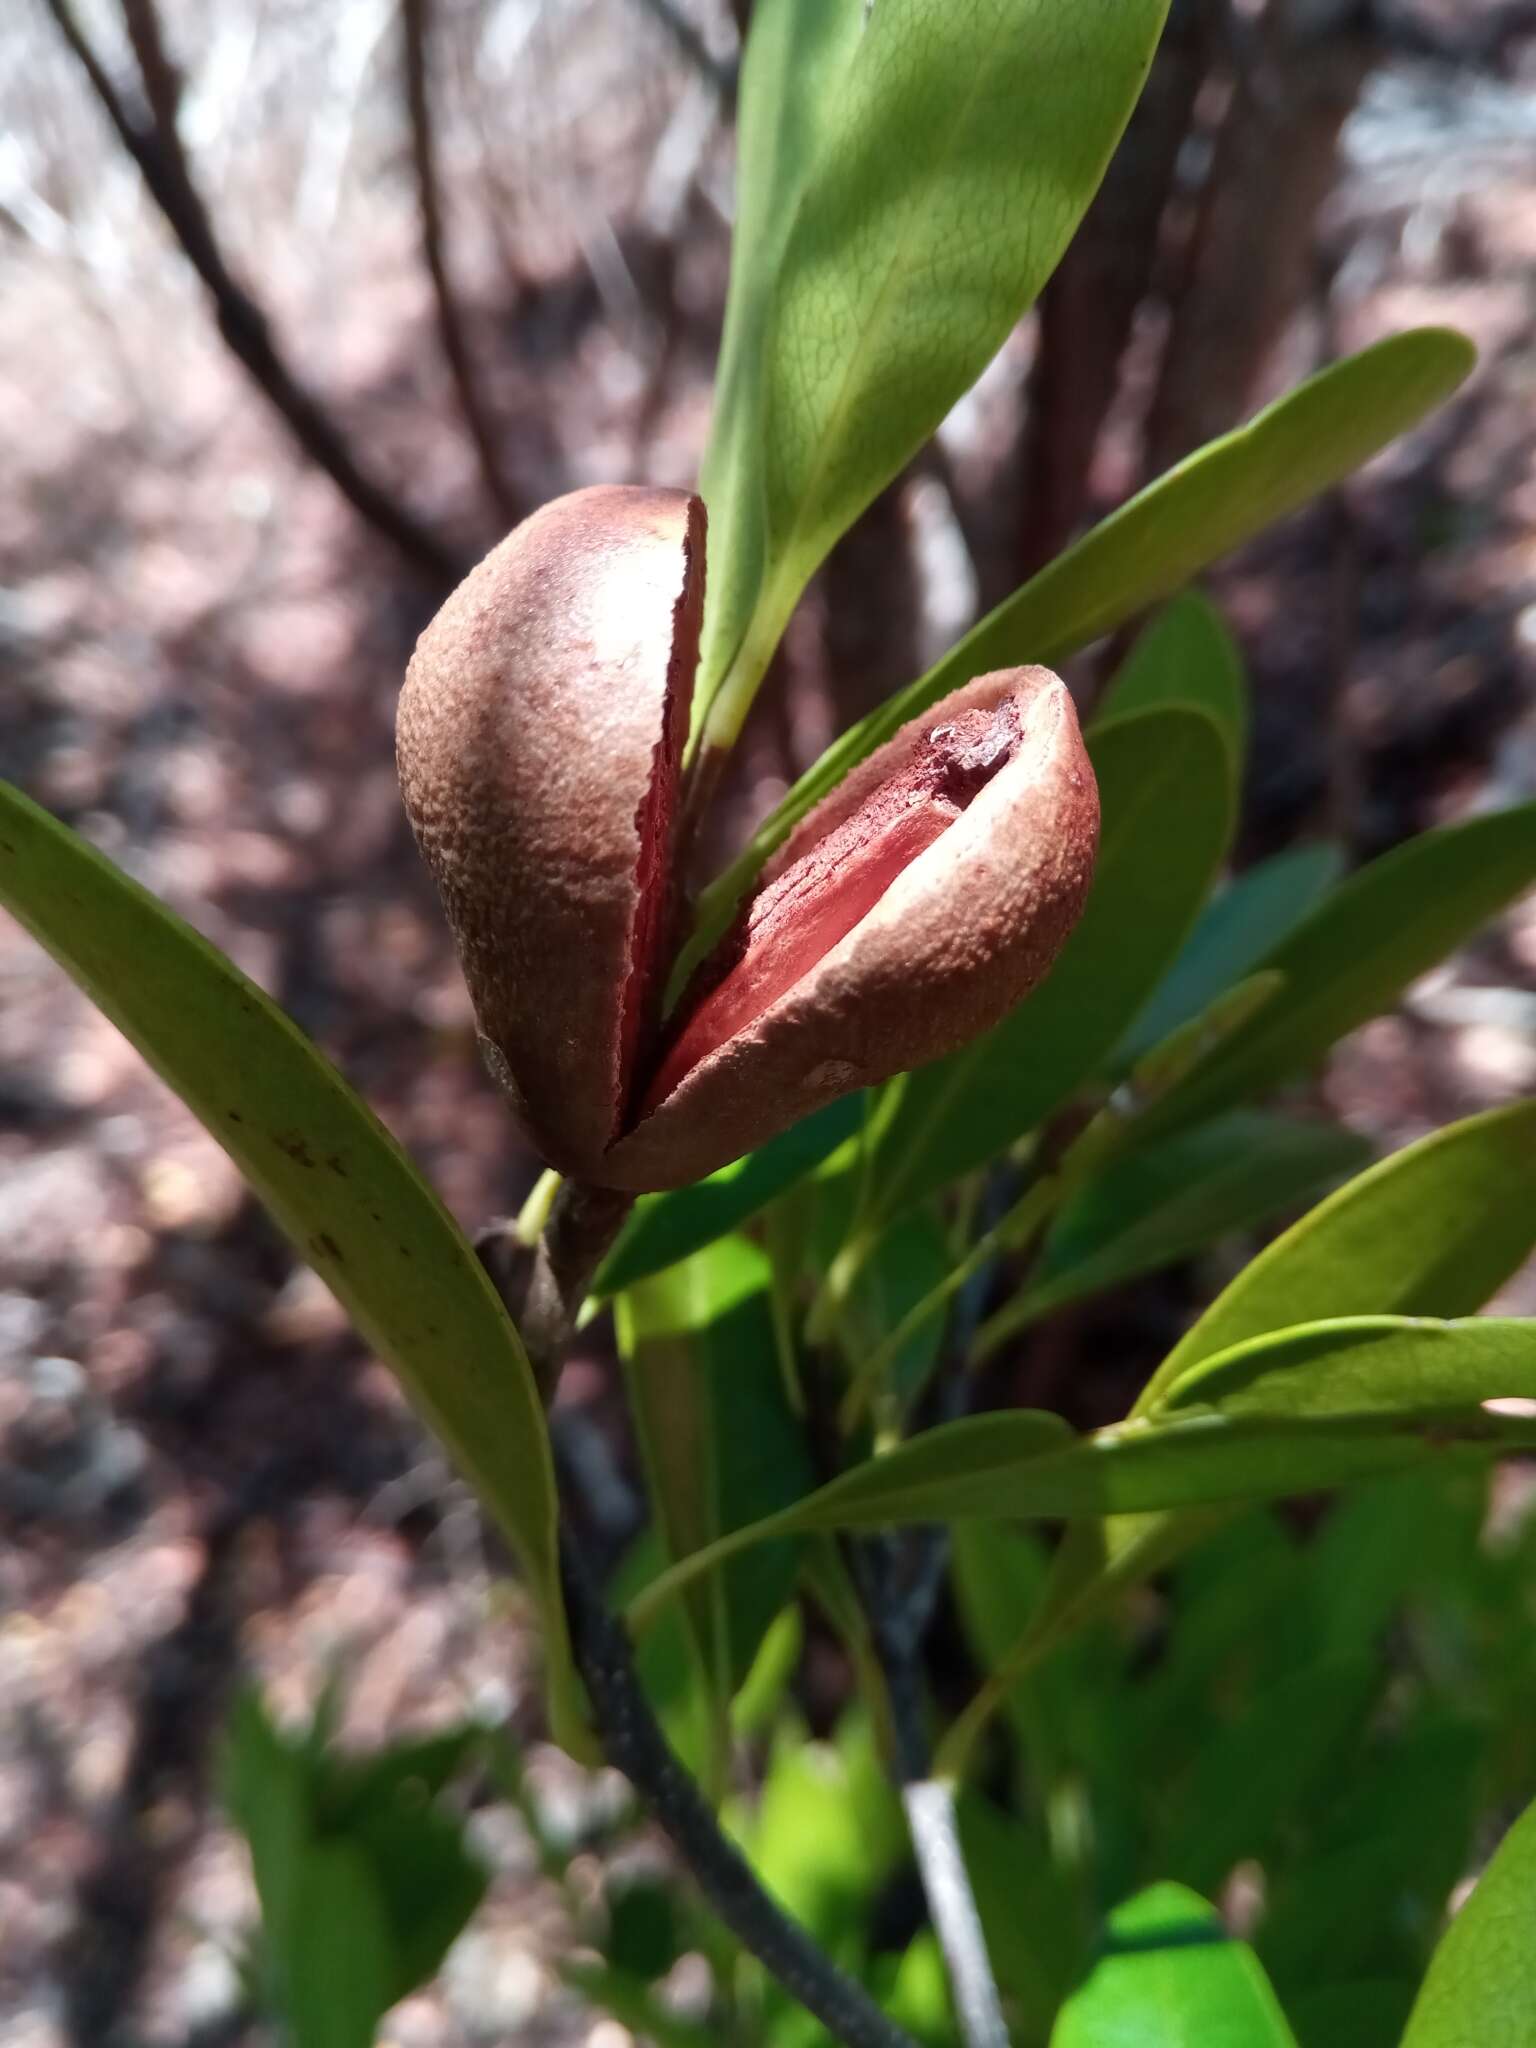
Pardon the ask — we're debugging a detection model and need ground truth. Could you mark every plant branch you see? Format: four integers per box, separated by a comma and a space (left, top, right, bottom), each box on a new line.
401, 0, 522, 526
854, 1533, 1009, 2048
44, 0, 462, 590
494, 1187, 915, 2047
559, 1528, 919, 2048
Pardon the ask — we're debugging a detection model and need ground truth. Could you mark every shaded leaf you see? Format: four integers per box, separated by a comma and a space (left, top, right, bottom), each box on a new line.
1095, 590, 1248, 773
981, 1112, 1369, 1344
1116, 844, 1345, 1069
1135, 803, 1536, 1142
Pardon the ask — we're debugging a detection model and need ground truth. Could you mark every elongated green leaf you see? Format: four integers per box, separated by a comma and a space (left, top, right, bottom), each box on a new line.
0, 784, 584, 1750
1400, 1789, 1536, 2048
629, 1387, 1536, 1623
980, 1113, 1369, 1347
699, 0, 1171, 750
617, 1237, 812, 1716
1138, 1099, 1536, 1412
287, 1841, 393, 2048
860, 704, 1233, 1221
1095, 591, 1248, 772
1116, 844, 1345, 1068
1162, 1315, 1536, 1421
1136, 803, 1536, 1142
594, 1096, 861, 1297
1051, 1883, 1300, 2048
695, 328, 1475, 929
695, 0, 868, 746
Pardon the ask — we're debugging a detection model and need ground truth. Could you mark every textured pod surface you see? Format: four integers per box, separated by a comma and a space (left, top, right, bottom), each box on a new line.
603, 666, 1099, 1190
397, 486, 705, 1179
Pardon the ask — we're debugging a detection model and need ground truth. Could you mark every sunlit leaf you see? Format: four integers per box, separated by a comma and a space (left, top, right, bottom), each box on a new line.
697, 0, 1170, 752
1138, 1100, 1536, 1413
1050, 1883, 1299, 2047
0, 784, 586, 1748
1400, 1789, 1536, 2048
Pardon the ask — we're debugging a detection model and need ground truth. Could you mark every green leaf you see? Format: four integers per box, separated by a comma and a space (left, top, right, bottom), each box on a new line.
694, 0, 868, 749
1400, 1789, 1536, 2048
980, 1112, 1369, 1345
698, 328, 1474, 922
1051, 1883, 1300, 2048
628, 1391, 1536, 1624
698, 0, 1171, 751
859, 704, 1234, 1221
222, 1690, 310, 1979
1116, 844, 1345, 1069
1160, 1315, 1536, 1422
0, 784, 584, 1751
617, 1238, 812, 1724
222, 1693, 487, 2040
1138, 1100, 1536, 1412
1095, 591, 1248, 774
1160, 1655, 1378, 1895
1285, 1980, 1416, 2048
286, 1840, 395, 2048
594, 1096, 862, 1296
1135, 802, 1536, 1142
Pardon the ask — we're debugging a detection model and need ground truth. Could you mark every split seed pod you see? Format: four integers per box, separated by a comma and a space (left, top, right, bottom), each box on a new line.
398, 488, 1099, 1194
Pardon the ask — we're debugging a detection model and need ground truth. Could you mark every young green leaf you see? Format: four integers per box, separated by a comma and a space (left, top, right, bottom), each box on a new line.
695, 327, 1474, 928
0, 783, 585, 1751
1115, 844, 1345, 1069
1094, 590, 1248, 774
1400, 1789, 1536, 2048
593, 1096, 863, 1297
697, 0, 1171, 752
1051, 1883, 1300, 2047
1137, 1099, 1536, 1412
978, 1112, 1369, 1351
1134, 803, 1536, 1142
857, 703, 1234, 1222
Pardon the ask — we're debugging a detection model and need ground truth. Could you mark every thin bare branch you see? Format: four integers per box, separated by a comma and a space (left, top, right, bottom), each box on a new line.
42, 0, 462, 590
401, 0, 521, 527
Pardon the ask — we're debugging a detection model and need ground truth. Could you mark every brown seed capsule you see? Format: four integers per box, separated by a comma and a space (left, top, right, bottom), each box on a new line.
396, 485, 704, 1181
600, 666, 1099, 1191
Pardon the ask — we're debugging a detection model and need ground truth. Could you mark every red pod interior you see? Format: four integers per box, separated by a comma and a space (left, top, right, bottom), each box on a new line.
644, 696, 1024, 1109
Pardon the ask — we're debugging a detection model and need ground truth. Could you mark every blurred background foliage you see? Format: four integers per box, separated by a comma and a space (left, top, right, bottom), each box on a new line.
3, 0, 1536, 2042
